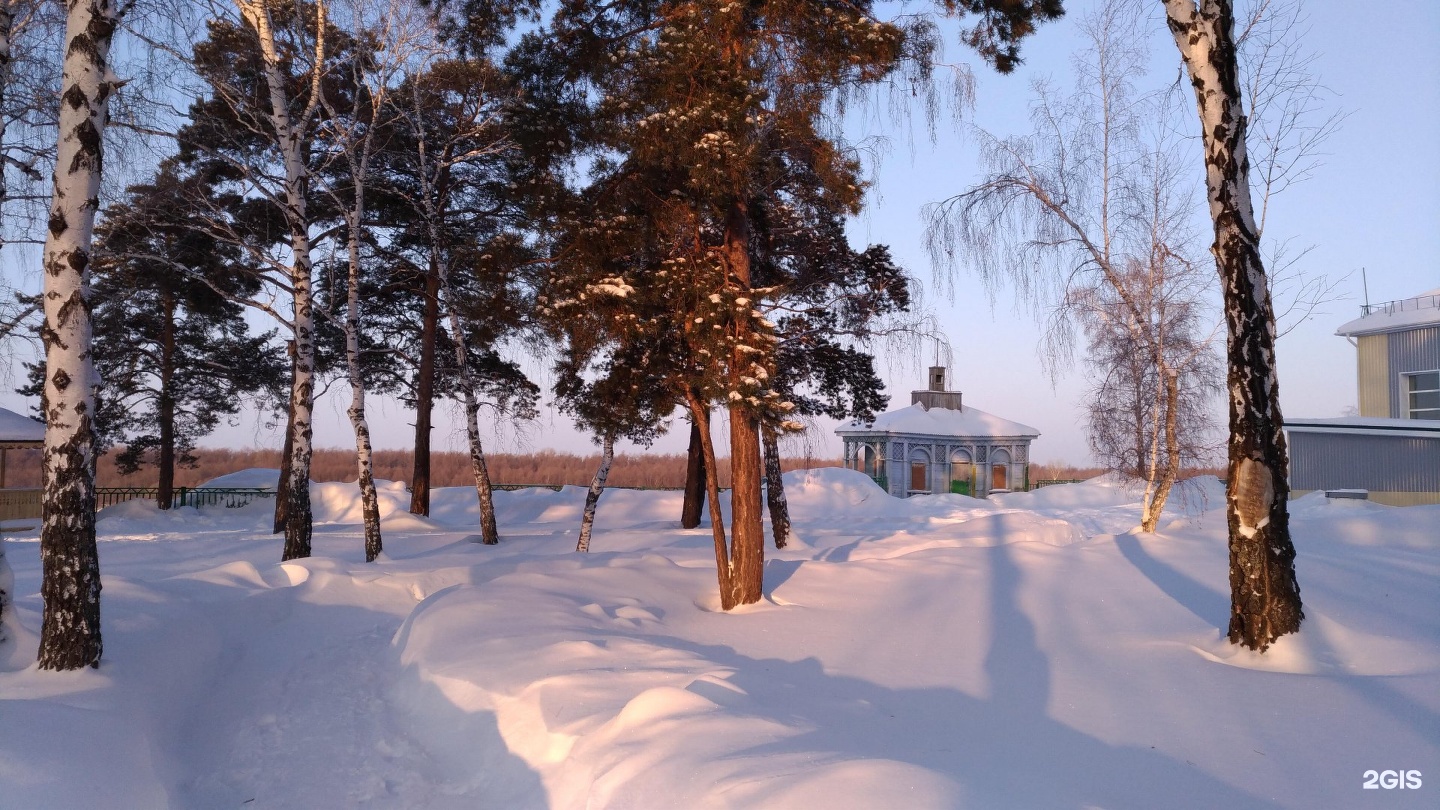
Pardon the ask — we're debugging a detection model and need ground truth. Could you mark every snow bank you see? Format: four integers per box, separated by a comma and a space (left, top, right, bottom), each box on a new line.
2, 467, 1436, 809
200, 467, 284, 490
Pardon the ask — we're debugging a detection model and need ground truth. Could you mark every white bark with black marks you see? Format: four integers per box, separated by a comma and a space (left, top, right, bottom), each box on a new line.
236, 0, 326, 561
38, 0, 124, 670
576, 433, 615, 553
1162, 0, 1302, 651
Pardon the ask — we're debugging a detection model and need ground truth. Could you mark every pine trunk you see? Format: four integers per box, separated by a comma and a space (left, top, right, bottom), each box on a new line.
38, 0, 122, 670
344, 223, 382, 561
761, 424, 790, 549
409, 261, 440, 516
681, 414, 706, 528
1163, 0, 1302, 650
688, 394, 736, 609
461, 388, 498, 544
157, 289, 176, 510
577, 434, 615, 553
724, 201, 764, 606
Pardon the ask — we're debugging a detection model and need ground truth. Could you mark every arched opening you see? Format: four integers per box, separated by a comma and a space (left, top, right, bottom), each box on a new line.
949, 449, 973, 496
991, 448, 1011, 492
852, 443, 877, 477
909, 447, 930, 494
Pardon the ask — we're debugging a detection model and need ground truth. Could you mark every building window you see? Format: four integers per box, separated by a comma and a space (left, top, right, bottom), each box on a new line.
1409, 371, 1440, 420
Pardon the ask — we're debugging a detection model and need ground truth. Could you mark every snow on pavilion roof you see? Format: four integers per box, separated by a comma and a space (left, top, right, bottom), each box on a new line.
1335, 288, 1440, 337
836, 402, 1040, 440
0, 406, 43, 444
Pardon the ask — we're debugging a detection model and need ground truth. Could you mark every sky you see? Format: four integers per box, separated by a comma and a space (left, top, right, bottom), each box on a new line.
2, 0, 1438, 467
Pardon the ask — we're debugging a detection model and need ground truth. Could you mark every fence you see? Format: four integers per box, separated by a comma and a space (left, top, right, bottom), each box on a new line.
96, 487, 275, 510
1030, 479, 1086, 489
0, 487, 41, 521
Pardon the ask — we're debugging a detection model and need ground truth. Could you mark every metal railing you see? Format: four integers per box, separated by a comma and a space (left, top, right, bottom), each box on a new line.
1361, 293, 1440, 317
96, 487, 275, 510
1030, 479, 1086, 489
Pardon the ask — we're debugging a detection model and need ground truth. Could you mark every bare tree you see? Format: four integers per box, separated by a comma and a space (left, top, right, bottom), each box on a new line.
926, 0, 1221, 531
1161, 0, 1302, 651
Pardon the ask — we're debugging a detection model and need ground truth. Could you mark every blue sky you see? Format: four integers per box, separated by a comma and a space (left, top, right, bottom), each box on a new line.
4, 0, 1437, 467
173, 0, 1440, 464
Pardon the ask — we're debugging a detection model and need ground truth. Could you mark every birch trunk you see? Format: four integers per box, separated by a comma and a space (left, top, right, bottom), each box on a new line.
0, 12, 11, 619
274, 341, 296, 534
0, 1, 14, 241
576, 433, 615, 552
761, 424, 790, 549
1163, 0, 1302, 650
442, 267, 497, 544
344, 221, 382, 561
38, 0, 123, 670
688, 393, 736, 609
723, 200, 764, 607
239, 0, 323, 562
681, 415, 706, 528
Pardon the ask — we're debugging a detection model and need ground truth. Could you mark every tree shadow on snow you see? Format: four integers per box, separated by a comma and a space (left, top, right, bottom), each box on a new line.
645, 543, 1277, 809
1113, 533, 1229, 628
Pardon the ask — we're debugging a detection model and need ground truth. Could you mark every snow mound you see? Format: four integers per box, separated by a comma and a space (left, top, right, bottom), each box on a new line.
199, 468, 283, 490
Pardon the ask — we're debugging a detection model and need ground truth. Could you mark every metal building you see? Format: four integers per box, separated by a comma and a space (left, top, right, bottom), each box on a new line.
1284, 289, 1440, 506
835, 367, 1039, 498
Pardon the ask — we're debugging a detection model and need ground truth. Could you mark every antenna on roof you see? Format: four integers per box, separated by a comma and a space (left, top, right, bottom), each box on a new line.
1361, 267, 1369, 312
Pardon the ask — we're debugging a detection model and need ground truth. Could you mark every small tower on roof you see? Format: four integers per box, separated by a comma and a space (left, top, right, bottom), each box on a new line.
912, 365, 963, 411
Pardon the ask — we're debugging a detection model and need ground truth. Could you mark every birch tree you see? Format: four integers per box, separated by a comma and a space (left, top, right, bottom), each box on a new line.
317, 0, 428, 561
927, 0, 1220, 532
1161, 0, 1302, 650
37, 0, 127, 671
160, 1, 337, 560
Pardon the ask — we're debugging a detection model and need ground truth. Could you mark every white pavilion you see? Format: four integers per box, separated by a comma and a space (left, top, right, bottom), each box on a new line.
835, 367, 1040, 498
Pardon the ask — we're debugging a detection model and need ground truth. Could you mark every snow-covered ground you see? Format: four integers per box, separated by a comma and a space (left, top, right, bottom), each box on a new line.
1, 469, 1436, 809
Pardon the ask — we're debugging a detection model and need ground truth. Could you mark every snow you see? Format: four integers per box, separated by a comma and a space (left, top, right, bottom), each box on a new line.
1335, 289, 1440, 336
2, 468, 1437, 808
838, 402, 1039, 438
0, 406, 43, 443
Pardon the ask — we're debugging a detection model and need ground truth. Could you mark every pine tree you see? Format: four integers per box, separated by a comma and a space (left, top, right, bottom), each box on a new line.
536, 0, 947, 606
85, 165, 282, 509
366, 55, 540, 536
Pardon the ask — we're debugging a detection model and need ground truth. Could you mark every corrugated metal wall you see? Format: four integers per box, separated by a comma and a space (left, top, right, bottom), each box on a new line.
1357, 334, 1390, 417
1387, 326, 1440, 418
1289, 432, 1440, 492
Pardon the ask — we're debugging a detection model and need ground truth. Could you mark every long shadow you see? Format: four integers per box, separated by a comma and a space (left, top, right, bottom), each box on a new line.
1114, 532, 1228, 627
617, 541, 1275, 809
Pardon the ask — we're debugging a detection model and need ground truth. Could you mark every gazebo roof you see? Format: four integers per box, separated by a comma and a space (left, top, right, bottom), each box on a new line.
0, 406, 44, 446
837, 402, 1039, 440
